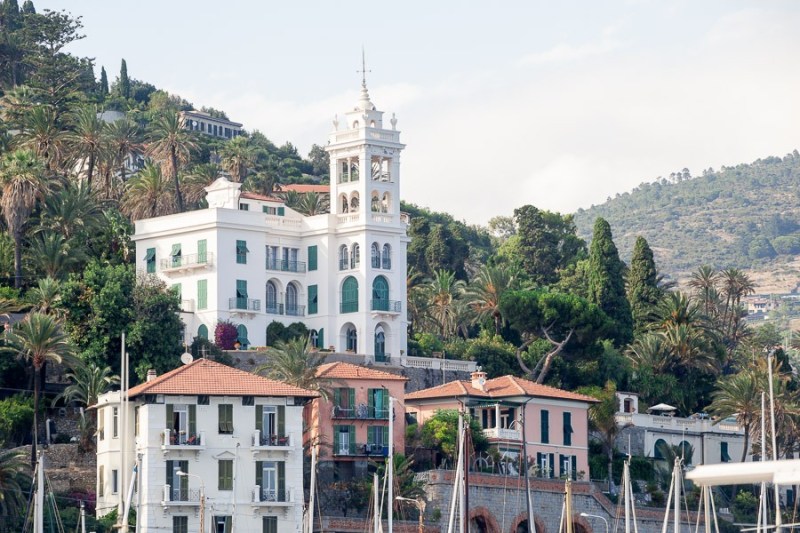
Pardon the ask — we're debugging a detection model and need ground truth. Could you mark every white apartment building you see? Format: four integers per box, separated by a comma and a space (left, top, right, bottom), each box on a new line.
133, 80, 409, 358
96, 358, 317, 533
180, 109, 244, 139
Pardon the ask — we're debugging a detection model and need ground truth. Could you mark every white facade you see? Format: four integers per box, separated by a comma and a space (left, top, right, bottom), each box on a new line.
133, 82, 409, 359
96, 360, 312, 533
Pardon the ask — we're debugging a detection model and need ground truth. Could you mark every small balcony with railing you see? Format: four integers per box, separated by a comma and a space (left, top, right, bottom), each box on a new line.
483, 424, 522, 442
371, 299, 401, 313
251, 430, 293, 451
265, 259, 306, 273
265, 302, 284, 315
161, 484, 201, 507
229, 297, 261, 312
331, 404, 390, 420
251, 486, 292, 506
333, 442, 388, 457
160, 429, 205, 454
160, 253, 214, 274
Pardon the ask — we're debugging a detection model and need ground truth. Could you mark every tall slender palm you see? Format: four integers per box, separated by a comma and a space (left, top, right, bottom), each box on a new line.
708, 369, 760, 463
54, 361, 119, 408
7, 312, 74, 465
67, 105, 105, 188
121, 162, 175, 221
465, 265, 516, 335
103, 117, 141, 185
0, 450, 30, 519
253, 336, 331, 399
220, 136, 256, 182
146, 112, 197, 212
0, 149, 49, 288
15, 105, 67, 173
719, 268, 755, 346
425, 269, 466, 339
688, 266, 720, 317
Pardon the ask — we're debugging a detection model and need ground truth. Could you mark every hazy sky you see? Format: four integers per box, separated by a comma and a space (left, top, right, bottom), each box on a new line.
50, 1, 800, 225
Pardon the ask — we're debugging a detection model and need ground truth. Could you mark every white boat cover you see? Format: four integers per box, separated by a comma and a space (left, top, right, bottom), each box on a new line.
686, 459, 800, 486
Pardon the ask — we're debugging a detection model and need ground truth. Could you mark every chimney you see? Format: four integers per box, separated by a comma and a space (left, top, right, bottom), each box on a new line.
146, 369, 157, 382
471, 368, 487, 392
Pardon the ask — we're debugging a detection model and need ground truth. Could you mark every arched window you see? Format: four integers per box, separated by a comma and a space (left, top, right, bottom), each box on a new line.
352, 120, 359, 129
266, 281, 279, 313
374, 325, 386, 359
679, 441, 693, 465
371, 193, 380, 212
350, 194, 359, 211
339, 245, 349, 270
351, 243, 360, 268
286, 283, 298, 315
372, 276, 389, 311
347, 326, 358, 352
341, 276, 358, 313
371, 242, 380, 268
340, 194, 349, 213
381, 192, 390, 213
382, 243, 391, 270
654, 438, 667, 460
236, 324, 249, 350
310, 329, 318, 348
197, 324, 208, 340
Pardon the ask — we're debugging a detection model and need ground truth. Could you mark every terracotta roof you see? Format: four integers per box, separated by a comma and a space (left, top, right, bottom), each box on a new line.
240, 191, 283, 202
405, 375, 597, 403
127, 359, 318, 398
316, 362, 407, 381
279, 184, 330, 194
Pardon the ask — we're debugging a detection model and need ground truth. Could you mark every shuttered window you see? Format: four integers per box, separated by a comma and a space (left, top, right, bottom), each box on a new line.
218, 404, 233, 434
308, 245, 318, 271
541, 410, 550, 444
263, 516, 278, 533
145, 248, 156, 273
197, 279, 207, 309
563, 412, 573, 446
236, 240, 248, 264
308, 285, 318, 314
218, 460, 233, 490
197, 239, 207, 263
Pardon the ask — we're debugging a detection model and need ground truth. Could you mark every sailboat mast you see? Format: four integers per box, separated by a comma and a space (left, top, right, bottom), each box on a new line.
308, 444, 317, 533
374, 473, 380, 533
760, 391, 768, 533
673, 459, 681, 533
35, 452, 44, 533
768, 351, 781, 533
388, 395, 394, 533
624, 461, 631, 533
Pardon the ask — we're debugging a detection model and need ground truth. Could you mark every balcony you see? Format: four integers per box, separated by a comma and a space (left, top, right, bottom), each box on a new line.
251, 486, 292, 506
160, 253, 214, 273
340, 301, 358, 313
333, 442, 388, 457
251, 430, 293, 450
180, 299, 195, 313
161, 484, 201, 507
285, 305, 305, 317
371, 299, 401, 313
266, 259, 306, 273
265, 303, 284, 315
483, 427, 522, 441
229, 297, 261, 312
160, 429, 205, 455
331, 405, 389, 420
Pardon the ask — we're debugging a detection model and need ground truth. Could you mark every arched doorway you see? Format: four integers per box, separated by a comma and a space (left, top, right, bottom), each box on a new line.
372, 275, 389, 311
197, 324, 208, 340
374, 324, 386, 360
286, 282, 299, 315
341, 276, 358, 313
468, 507, 500, 533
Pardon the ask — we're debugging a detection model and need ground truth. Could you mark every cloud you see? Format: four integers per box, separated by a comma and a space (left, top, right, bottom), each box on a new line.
518, 38, 623, 66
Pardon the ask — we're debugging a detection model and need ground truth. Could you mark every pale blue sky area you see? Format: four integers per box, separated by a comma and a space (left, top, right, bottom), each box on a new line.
48, 1, 800, 224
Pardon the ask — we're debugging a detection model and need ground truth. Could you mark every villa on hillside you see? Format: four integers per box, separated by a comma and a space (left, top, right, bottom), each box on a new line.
405, 370, 597, 480
180, 109, 244, 139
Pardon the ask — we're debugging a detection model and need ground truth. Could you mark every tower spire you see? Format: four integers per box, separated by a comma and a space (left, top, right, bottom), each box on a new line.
358, 46, 371, 87
356, 47, 374, 111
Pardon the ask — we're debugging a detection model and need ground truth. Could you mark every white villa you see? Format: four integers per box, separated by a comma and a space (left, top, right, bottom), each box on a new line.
133, 80, 409, 359
95, 358, 317, 533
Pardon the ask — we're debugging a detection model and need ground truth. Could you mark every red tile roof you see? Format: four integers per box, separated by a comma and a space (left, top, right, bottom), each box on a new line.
405, 375, 597, 403
127, 358, 318, 398
316, 361, 407, 381
278, 184, 330, 194
240, 191, 283, 202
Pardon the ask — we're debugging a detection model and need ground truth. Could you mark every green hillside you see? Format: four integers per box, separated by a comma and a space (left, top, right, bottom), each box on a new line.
573, 152, 800, 279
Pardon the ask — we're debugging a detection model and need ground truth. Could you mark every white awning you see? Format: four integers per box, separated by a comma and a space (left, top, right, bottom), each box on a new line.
686, 459, 800, 486
647, 403, 677, 412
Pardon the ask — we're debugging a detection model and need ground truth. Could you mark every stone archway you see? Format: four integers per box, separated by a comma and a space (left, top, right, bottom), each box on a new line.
469, 506, 501, 533
572, 514, 592, 533
509, 513, 546, 533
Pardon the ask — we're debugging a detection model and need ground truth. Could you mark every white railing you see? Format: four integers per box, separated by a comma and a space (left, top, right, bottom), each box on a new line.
617, 412, 743, 434
251, 485, 292, 504
371, 214, 395, 224
368, 130, 399, 142
337, 213, 361, 224
264, 216, 302, 228
251, 430, 293, 448
484, 427, 522, 441
181, 299, 195, 312
334, 131, 359, 142
401, 356, 477, 372
161, 428, 205, 447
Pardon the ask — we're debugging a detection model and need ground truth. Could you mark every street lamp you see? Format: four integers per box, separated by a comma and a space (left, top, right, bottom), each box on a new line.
177, 471, 205, 533
396, 496, 426, 533
580, 512, 609, 533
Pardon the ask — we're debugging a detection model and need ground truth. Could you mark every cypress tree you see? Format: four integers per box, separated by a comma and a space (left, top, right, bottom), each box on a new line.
627, 236, 661, 333
99, 66, 109, 97
119, 58, 130, 99
587, 217, 633, 345
20, 0, 34, 14
1, 0, 21, 31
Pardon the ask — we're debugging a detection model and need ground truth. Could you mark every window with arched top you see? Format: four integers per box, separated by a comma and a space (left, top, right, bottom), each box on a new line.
372, 275, 389, 311
370, 120, 376, 127
351, 243, 360, 268
286, 283, 298, 315
654, 438, 667, 460
340, 194, 349, 213
339, 245, 349, 270
266, 281, 279, 313
382, 244, 391, 270
236, 325, 249, 350
381, 192, 390, 213
353, 121, 359, 129
371, 242, 380, 268
346, 326, 358, 352
197, 324, 208, 340
341, 276, 358, 313
350, 194, 359, 210
371, 193, 380, 212
374, 325, 386, 359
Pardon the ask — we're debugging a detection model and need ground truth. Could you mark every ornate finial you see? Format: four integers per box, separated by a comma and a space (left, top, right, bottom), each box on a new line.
333, 114, 339, 130
357, 46, 371, 87
390, 113, 397, 130
355, 48, 374, 111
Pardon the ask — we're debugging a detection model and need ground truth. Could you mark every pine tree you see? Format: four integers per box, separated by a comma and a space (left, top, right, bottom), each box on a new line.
627, 236, 661, 333
99, 66, 109, 97
119, 58, 130, 99
587, 217, 633, 345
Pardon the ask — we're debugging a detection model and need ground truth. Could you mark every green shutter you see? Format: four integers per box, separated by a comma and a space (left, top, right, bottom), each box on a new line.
333, 425, 340, 452
256, 405, 263, 433
197, 239, 207, 263
145, 248, 156, 273
166, 460, 172, 487
198, 324, 208, 339
349, 425, 356, 454
319, 328, 324, 348
541, 410, 550, 444
197, 279, 207, 309
256, 461, 263, 487
277, 405, 285, 437
277, 207, 285, 216
218, 461, 223, 490
308, 285, 318, 314
308, 245, 318, 271
171, 283, 181, 299
563, 412, 572, 446
189, 405, 196, 437
383, 426, 389, 446
166, 404, 174, 433
368, 389, 375, 417
225, 516, 232, 531
278, 461, 285, 498
236, 240, 248, 264
571, 456, 577, 480
236, 279, 248, 298
549, 453, 555, 478
348, 389, 355, 411
333, 389, 341, 409
179, 461, 188, 498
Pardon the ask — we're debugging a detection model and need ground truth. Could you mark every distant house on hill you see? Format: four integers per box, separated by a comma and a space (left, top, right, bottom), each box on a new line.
180, 109, 244, 139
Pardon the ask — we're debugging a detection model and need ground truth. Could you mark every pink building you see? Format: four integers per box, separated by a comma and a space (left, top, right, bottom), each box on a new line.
305, 362, 407, 481
405, 370, 597, 480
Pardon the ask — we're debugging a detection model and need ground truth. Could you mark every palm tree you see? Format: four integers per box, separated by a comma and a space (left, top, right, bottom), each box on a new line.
0, 450, 30, 519
245, 170, 278, 197
253, 336, 331, 399
121, 162, 175, 221
15, 105, 67, 173
220, 136, 255, 182
103, 116, 141, 185
294, 192, 329, 216
27, 277, 62, 315
579, 382, 618, 492
708, 369, 760, 463
625, 333, 672, 373
465, 265, 516, 335
425, 269, 466, 339
6, 312, 74, 465
38, 181, 101, 240
0, 149, 49, 288
27, 231, 86, 280
688, 266, 720, 317
146, 112, 197, 212
183, 163, 222, 206
67, 105, 105, 188
53, 361, 119, 429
